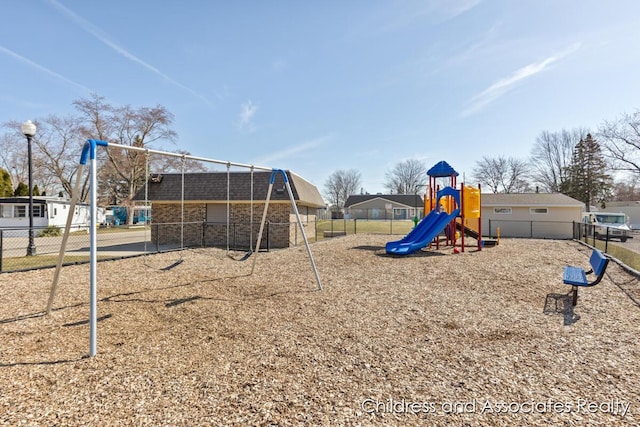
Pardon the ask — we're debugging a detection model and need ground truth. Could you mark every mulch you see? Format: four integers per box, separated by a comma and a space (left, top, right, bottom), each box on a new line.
1, 234, 639, 426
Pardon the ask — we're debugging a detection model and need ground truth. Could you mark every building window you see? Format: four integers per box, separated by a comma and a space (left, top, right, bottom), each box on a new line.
493, 207, 512, 214
33, 205, 43, 217
206, 203, 227, 223
0, 204, 11, 218
15, 205, 26, 218
530, 207, 548, 214
393, 208, 409, 220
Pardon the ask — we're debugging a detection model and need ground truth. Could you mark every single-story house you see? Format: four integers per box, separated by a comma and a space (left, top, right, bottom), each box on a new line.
0, 196, 99, 235
481, 193, 584, 239
344, 195, 424, 220
132, 170, 325, 248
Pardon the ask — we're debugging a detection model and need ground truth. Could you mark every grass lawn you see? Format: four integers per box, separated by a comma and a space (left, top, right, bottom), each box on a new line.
1, 254, 112, 273
315, 219, 415, 238
595, 241, 640, 271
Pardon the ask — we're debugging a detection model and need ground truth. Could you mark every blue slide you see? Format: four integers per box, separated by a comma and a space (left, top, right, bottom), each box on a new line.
385, 208, 460, 255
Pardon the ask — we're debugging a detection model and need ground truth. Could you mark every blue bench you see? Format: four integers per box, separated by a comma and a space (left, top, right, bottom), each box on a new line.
563, 249, 609, 306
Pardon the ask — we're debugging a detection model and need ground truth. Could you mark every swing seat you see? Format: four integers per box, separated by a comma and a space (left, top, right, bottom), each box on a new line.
160, 259, 184, 271
227, 250, 253, 261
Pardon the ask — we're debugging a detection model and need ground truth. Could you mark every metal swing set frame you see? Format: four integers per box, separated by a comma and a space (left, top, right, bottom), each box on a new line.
46, 139, 323, 357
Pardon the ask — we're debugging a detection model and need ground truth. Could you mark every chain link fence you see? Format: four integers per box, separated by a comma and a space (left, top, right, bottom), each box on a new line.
6, 219, 636, 274
485, 219, 574, 239
0, 221, 295, 273
314, 219, 415, 240
573, 221, 640, 273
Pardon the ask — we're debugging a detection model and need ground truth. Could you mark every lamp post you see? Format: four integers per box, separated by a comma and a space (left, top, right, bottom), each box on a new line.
21, 120, 37, 256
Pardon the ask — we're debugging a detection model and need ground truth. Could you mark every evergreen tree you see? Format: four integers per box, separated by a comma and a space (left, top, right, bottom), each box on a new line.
0, 168, 13, 197
562, 134, 612, 211
14, 182, 29, 196
33, 185, 41, 196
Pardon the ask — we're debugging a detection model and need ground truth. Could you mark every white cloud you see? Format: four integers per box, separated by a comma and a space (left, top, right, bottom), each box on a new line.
381, 0, 482, 32
252, 135, 330, 166
461, 42, 582, 117
0, 45, 92, 93
237, 100, 258, 132
47, 0, 212, 107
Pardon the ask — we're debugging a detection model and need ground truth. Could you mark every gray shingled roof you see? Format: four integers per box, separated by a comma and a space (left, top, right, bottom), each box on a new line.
132, 170, 325, 207
344, 194, 423, 208
481, 193, 584, 207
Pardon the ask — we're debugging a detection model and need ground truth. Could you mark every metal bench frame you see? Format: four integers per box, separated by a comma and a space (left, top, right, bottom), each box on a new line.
563, 249, 609, 306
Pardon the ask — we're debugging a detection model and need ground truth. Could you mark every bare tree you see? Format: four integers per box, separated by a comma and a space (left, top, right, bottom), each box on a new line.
472, 155, 531, 193
30, 115, 91, 200
2, 94, 180, 213
611, 175, 640, 201
324, 169, 362, 210
0, 126, 29, 192
74, 94, 177, 222
599, 110, 640, 176
156, 149, 211, 173
0, 120, 59, 196
384, 159, 428, 194
530, 128, 588, 192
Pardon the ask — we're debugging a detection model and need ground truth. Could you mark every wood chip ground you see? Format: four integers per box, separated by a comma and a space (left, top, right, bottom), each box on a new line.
1, 235, 639, 426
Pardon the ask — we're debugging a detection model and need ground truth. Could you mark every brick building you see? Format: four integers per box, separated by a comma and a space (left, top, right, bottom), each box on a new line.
132, 170, 325, 249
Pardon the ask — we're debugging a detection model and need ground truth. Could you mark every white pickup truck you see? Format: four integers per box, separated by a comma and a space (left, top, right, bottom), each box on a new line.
582, 212, 631, 242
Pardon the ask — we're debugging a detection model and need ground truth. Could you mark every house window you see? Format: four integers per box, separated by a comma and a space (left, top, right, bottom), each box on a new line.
530, 208, 548, 214
206, 204, 227, 223
493, 207, 512, 214
0, 204, 11, 218
393, 208, 409, 220
33, 205, 43, 217
15, 205, 26, 218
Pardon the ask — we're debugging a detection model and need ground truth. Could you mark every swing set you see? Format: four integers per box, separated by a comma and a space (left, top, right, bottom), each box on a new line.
139, 154, 257, 267
46, 139, 323, 357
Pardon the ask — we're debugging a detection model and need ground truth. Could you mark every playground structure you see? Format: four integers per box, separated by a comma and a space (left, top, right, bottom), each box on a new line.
385, 160, 486, 255
46, 139, 323, 357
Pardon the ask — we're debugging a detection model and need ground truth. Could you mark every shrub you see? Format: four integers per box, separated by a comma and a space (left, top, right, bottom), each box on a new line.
39, 225, 62, 237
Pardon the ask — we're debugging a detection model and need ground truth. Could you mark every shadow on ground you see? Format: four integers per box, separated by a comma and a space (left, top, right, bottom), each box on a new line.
544, 293, 580, 325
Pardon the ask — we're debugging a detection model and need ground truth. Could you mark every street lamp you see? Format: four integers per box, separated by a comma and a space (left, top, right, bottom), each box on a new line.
21, 120, 37, 256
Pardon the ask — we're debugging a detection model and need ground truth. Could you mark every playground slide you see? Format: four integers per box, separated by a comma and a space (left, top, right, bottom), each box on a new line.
386, 208, 461, 255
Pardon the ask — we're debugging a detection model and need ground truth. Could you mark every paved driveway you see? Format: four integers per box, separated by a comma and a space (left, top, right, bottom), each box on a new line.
615, 230, 640, 254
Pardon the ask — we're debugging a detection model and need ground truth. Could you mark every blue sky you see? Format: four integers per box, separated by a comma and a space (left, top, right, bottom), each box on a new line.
2, 1, 640, 194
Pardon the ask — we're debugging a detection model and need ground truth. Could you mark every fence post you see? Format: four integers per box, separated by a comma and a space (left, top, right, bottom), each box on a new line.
0, 230, 3, 273
605, 227, 609, 253
354, 218, 357, 235
267, 221, 270, 251
155, 223, 160, 252
530, 221, 533, 238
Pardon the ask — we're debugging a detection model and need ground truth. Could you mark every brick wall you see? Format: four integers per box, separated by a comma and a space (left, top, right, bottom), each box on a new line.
151, 202, 316, 249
